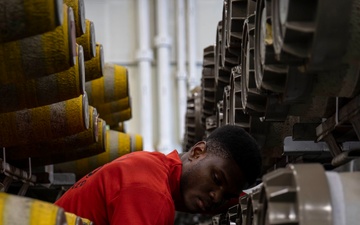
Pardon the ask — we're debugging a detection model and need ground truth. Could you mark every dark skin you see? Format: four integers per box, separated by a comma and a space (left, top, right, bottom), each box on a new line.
178, 141, 245, 213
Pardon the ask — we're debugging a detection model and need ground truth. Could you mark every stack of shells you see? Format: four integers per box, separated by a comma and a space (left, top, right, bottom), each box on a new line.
0, 0, 143, 224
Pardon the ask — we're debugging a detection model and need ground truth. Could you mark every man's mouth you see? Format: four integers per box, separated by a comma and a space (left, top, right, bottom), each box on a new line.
197, 198, 208, 211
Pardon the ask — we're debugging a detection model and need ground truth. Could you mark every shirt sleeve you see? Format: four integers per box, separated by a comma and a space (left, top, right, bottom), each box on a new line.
108, 186, 175, 225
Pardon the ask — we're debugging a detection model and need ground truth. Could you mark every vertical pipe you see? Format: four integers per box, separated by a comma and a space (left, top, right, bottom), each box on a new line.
155, 0, 173, 153
176, 0, 187, 146
186, 0, 197, 90
136, 0, 154, 151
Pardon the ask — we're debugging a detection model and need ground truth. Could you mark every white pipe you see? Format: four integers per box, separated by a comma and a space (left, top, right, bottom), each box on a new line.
136, 0, 154, 151
176, 0, 187, 146
155, 0, 173, 153
186, 0, 197, 90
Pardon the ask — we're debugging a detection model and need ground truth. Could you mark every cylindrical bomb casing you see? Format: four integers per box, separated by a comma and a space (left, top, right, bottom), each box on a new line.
96, 97, 131, 116
131, 133, 143, 152
64, 0, 85, 37
84, 43, 104, 82
6, 106, 98, 164
101, 108, 132, 127
0, 4, 77, 84
54, 118, 108, 179
0, 192, 67, 225
85, 64, 129, 104
65, 212, 83, 225
13, 116, 106, 168
0, 93, 89, 147
0, 0, 63, 43
105, 130, 132, 160
109, 122, 125, 132
76, 19, 96, 60
81, 218, 94, 225
0, 44, 85, 113
54, 129, 138, 180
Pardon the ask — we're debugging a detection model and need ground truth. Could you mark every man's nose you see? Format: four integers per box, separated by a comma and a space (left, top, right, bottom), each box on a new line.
209, 188, 224, 204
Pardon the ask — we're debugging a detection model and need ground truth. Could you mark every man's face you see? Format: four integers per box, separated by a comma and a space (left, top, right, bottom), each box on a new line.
180, 142, 245, 213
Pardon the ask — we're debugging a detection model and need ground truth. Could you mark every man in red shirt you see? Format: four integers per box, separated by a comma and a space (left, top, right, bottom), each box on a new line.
55, 125, 262, 224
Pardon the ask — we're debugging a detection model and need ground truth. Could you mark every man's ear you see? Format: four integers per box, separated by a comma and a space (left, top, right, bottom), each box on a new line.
189, 141, 206, 161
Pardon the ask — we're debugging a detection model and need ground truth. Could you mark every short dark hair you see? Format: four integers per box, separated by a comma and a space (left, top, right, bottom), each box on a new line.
205, 125, 262, 188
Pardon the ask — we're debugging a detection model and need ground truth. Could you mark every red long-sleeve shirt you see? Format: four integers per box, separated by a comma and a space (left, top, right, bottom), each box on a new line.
55, 150, 182, 225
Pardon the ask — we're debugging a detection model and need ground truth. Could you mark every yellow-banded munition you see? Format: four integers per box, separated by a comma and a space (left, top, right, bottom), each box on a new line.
84, 43, 104, 82
0, 193, 67, 225
131, 133, 143, 152
110, 122, 125, 132
66, 213, 93, 225
0, 44, 85, 113
101, 108, 132, 127
81, 217, 94, 225
106, 130, 132, 159
0, 93, 89, 147
10, 117, 107, 168
65, 212, 82, 225
54, 119, 109, 178
0, 0, 63, 43
64, 0, 86, 37
86, 64, 129, 104
76, 19, 96, 60
54, 129, 140, 179
0, 4, 77, 84
96, 97, 131, 116
6, 106, 98, 167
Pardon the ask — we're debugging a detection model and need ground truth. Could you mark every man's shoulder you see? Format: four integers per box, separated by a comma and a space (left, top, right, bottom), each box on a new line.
113, 150, 165, 163
102, 151, 168, 175
113, 150, 179, 164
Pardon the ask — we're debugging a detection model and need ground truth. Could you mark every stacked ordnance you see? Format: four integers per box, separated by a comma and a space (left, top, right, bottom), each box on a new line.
0, 0, 63, 43
54, 63, 141, 179
85, 63, 132, 127
0, 0, 139, 165
0, 192, 94, 225
0, 192, 67, 225
0, 0, 141, 204
54, 130, 143, 179
211, 164, 360, 225
0, 1, 92, 165
184, 0, 360, 173
0, 0, 142, 223
183, 87, 205, 152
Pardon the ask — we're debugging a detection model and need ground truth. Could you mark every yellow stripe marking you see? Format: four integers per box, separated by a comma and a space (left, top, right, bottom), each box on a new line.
30, 200, 59, 225
91, 77, 105, 104
76, 20, 92, 59
65, 95, 83, 134
24, 0, 57, 32
97, 133, 111, 165
31, 105, 51, 142
114, 65, 128, 99
118, 132, 131, 157
65, 212, 78, 225
0, 193, 7, 224
2, 41, 22, 82
42, 4, 69, 75
134, 134, 143, 151
0, 110, 17, 146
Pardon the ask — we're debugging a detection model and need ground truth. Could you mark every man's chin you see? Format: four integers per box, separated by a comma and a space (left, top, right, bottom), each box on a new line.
183, 205, 198, 213
179, 201, 200, 213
